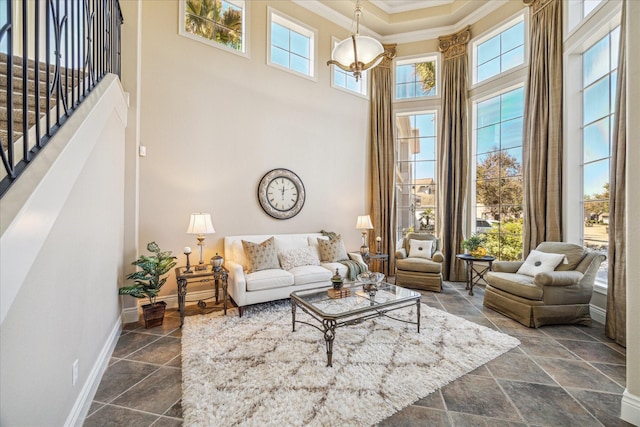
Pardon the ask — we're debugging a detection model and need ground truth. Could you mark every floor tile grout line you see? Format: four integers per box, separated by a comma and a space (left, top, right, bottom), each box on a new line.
88, 402, 174, 421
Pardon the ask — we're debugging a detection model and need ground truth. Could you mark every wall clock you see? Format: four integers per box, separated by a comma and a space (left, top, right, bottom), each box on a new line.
257, 168, 306, 220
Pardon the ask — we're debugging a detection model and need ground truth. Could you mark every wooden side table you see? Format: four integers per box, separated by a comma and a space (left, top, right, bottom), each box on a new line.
175, 265, 229, 327
455, 254, 496, 296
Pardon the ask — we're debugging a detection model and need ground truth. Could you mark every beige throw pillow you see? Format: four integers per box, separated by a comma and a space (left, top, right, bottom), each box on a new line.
516, 250, 566, 277
317, 235, 349, 262
278, 247, 320, 271
242, 237, 279, 273
409, 239, 433, 259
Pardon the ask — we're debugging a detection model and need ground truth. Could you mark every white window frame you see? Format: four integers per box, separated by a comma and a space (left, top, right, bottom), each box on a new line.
393, 53, 440, 102
267, 7, 317, 81
178, 0, 249, 58
566, 0, 607, 35
564, 0, 621, 292
471, 12, 528, 88
329, 37, 368, 98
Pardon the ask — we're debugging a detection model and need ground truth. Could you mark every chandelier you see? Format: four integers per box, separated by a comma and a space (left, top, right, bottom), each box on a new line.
327, 0, 385, 82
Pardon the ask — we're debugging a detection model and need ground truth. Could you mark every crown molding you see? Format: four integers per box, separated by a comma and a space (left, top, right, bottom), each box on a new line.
369, 0, 454, 14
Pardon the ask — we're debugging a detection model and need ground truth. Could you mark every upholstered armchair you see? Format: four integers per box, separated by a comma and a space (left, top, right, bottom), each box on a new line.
394, 233, 443, 292
483, 242, 606, 328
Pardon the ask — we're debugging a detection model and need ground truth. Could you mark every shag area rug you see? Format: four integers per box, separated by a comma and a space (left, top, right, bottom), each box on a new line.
182, 300, 520, 426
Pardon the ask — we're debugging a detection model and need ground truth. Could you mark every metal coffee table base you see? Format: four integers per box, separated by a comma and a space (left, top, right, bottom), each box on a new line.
291, 297, 421, 367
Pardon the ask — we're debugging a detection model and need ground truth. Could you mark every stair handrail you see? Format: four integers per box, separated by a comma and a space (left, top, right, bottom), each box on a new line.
0, 0, 123, 198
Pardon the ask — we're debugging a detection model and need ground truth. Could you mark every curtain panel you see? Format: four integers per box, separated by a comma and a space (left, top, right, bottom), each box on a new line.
606, 1, 626, 347
522, 0, 563, 254
369, 44, 397, 276
438, 27, 470, 282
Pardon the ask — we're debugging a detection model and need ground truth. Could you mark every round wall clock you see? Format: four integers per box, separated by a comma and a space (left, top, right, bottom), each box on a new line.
257, 168, 306, 220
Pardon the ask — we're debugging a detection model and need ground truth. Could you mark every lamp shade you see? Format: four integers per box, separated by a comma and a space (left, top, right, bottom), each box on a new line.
331, 35, 384, 70
186, 213, 215, 235
356, 215, 374, 230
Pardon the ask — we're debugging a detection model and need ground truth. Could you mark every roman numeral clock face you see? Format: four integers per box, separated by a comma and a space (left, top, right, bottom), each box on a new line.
257, 169, 305, 220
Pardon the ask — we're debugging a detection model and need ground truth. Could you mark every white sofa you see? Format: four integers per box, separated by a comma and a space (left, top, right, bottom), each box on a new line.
224, 233, 365, 316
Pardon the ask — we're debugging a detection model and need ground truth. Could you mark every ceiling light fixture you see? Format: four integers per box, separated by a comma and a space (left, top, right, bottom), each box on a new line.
327, 0, 385, 82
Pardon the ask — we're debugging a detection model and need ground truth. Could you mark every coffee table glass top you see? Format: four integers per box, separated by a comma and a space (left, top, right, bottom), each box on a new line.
290, 283, 420, 318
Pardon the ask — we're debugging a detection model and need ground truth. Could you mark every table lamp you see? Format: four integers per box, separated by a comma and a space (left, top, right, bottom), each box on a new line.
356, 215, 374, 256
186, 213, 215, 269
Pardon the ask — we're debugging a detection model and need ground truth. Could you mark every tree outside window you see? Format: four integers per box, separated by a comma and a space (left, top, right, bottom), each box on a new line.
184, 0, 243, 51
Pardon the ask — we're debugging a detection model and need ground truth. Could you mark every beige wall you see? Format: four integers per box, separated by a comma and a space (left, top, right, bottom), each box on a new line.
136, 1, 370, 296
0, 77, 128, 426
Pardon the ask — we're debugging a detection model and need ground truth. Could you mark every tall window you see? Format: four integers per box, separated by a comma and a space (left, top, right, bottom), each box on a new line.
268, 10, 316, 79
395, 56, 437, 100
331, 40, 367, 96
568, 0, 605, 31
473, 87, 524, 260
581, 27, 619, 283
395, 112, 438, 242
473, 17, 525, 84
181, 0, 245, 54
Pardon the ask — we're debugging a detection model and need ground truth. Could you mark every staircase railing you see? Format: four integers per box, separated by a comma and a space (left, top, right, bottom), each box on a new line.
0, 0, 123, 198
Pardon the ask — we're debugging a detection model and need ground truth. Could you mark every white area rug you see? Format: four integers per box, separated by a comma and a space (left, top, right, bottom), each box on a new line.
182, 300, 520, 426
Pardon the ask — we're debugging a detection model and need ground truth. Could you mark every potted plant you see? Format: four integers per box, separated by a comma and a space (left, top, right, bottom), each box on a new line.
119, 242, 177, 328
462, 234, 487, 258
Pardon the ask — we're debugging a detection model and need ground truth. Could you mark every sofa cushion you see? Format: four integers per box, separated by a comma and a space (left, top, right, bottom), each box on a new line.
517, 250, 565, 277
318, 235, 349, 262
485, 271, 543, 300
246, 269, 294, 291
242, 237, 279, 273
278, 247, 320, 270
290, 265, 332, 285
408, 239, 433, 259
275, 235, 309, 253
396, 257, 441, 274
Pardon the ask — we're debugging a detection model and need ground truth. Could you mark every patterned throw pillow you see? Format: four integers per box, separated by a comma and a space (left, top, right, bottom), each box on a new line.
242, 237, 280, 273
278, 247, 320, 271
409, 239, 433, 259
317, 235, 349, 262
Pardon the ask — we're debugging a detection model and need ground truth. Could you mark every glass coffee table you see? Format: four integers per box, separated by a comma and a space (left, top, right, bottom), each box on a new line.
290, 283, 421, 367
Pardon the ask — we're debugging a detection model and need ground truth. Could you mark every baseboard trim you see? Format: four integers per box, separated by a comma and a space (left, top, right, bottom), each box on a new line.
621, 389, 640, 426
590, 303, 606, 325
64, 318, 122, 427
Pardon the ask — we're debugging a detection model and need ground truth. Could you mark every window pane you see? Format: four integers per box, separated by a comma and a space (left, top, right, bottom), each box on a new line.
610, 27, 620, 70
583, 118, 610, 162
501, 87, 524, 121
396, 64, 413, 84
271, 46, 289, 68
501, 21, 524, 53
290, 55, 309, 74
610, 70, 618, 111
477, 125, 500, 154
478, 58, 500, 82
290, 31, 309, 58
583, 36, 609, 86
501, 148, 523, 177
272, 23, 289, 49
583, 160, 609, 198
478, 35, 500, 65
334, 68, 346, 87
583, 0, 603, 17
501, 118, 523, 149
415, 138, 436, 161
583, 76, 610, 124
415, 114, 435, 136
501, 46, 524, 72
477, 96, 501, 127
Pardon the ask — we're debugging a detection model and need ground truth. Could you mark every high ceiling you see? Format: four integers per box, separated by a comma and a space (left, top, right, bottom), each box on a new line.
293, 0, 505, 42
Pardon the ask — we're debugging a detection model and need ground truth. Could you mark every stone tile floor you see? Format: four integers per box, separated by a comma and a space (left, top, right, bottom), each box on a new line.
83, 281, 630, 426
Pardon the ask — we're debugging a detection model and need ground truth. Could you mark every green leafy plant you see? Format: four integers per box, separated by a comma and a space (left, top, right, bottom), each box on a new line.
462, 234, 486, 252
119, 242, 177, 306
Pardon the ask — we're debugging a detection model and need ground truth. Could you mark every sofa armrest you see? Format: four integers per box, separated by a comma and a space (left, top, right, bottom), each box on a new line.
395, 248, 407, 259
432, 250, 444, 263
492, 261, 523, 273
534, 270, 584, 287
226, 260, 247, 307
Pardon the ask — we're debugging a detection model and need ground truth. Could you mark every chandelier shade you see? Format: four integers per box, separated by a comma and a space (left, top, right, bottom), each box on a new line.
327, 1, 386, 81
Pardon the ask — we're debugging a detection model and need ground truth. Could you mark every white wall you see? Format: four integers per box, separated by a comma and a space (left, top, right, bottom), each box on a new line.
0, 76, 128, 426
136, 1, 370, 297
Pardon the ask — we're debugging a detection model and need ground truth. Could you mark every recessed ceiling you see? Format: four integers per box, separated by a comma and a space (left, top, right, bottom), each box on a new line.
370, 0, 455, 14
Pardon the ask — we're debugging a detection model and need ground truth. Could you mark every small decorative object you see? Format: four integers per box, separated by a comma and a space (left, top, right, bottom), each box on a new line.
462, 234, 487, 258
327, 288, 351, 299
357, 272, 384, 297
356, 215, 374, 256
331, 268, 344, 290
119, 242, 177, 328
184, 246, 192, 273
376, 236, 382, 254
211, 253, 224, 271
187, 213, 216, 270
257, 168, 306, 220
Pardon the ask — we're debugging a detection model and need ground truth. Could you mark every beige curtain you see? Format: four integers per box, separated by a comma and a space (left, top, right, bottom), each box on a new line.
522, 0, 563, 254
369, 44, 397, 276
438, 27, 470, 282
606, 1, 626, 347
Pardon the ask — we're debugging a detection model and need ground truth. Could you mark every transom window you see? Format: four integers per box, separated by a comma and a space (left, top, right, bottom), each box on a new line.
181, 0, 246, 55
268, 10, 316, 79
395, 56, 437, 100
472, 86, 524, 261
395, 112, 438, 241
473, 17, 525, 84
568, 0, 605, 31
581, 26, 619, 284
331, 39, 367, 96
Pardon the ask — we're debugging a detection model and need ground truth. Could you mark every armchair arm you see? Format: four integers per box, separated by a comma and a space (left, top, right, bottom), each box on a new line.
225, 260, 247, 306
492, 261, 523, 273
534, 270, 584, 287
432, 250, 444, 263
395, 248, 408, 259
